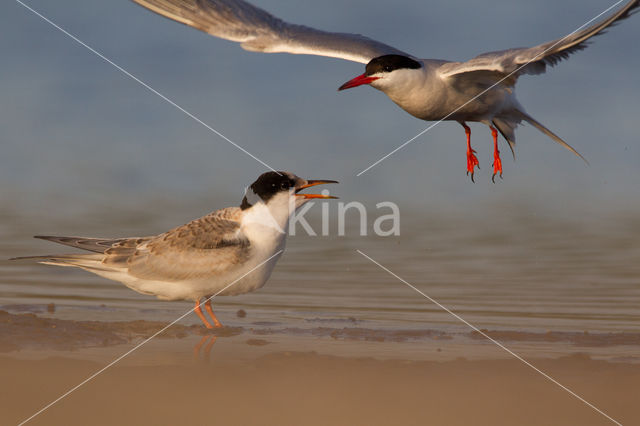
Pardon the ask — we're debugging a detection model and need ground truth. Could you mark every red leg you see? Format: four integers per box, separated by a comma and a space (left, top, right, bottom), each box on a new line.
194, 299, 214, 329
462, 123, 479, 181
204, 298, 223, 328
491, 126, 502, 182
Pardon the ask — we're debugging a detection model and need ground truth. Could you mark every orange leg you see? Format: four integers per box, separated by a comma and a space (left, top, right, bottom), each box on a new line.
462, 123, 479, 181
194, 300, 214, 329
490, 126, 503, 182
204, 298, 223, 328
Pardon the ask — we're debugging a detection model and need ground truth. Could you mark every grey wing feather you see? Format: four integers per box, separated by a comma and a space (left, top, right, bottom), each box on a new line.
439, 0, 639, 78
123, 207, 251, 281
132, 0, 410, 63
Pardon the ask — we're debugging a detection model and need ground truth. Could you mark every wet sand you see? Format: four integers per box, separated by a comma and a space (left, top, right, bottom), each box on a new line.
3, 350, 640, 425
2, 310, 640, 425
3, 309, 640, 355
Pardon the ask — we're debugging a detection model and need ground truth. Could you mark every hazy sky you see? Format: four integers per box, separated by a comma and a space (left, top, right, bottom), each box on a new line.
1, 0, 639, 226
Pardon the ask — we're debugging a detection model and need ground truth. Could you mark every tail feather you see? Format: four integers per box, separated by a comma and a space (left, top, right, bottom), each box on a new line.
9, 253, 112, 272
492, 118, 518, 160
516, 111, 588, 164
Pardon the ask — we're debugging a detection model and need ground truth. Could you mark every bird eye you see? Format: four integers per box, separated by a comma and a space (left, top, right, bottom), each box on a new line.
384, 65, 393, 72
280, 181, 290, 190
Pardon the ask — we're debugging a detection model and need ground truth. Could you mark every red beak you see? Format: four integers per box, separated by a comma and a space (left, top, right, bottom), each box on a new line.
338, 73, 380, 91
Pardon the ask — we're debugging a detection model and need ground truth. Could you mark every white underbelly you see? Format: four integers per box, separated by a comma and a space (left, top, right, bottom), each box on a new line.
384, 75, 514, 122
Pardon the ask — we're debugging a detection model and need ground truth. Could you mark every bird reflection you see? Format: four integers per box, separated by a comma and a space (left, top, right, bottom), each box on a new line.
193, 334, 217, 362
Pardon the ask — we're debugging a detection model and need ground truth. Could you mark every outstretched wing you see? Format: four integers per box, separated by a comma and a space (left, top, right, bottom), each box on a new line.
439, 0, 639, 79
132, 0, 410, 63
120, 208, 252, 281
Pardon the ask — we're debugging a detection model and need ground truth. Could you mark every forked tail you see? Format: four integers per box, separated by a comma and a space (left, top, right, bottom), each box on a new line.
517, 111, 588, 164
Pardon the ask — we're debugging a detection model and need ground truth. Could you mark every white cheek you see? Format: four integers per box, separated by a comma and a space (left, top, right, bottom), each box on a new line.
369, 73, 387, 90
269, 191, 296, 215
373, 68, 424, 91
256, 191, 299, 230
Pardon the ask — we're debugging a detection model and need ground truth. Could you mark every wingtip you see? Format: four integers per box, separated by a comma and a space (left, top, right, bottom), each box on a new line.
8, 255, 43, 261
34, 235, 59, 241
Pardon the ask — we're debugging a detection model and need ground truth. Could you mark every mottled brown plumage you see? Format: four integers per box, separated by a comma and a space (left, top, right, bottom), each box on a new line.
11, 172, 338, 327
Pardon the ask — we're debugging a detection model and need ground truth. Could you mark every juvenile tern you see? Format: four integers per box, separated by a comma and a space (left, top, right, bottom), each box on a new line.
132, 0, 639, 180
11, 172, 338, 328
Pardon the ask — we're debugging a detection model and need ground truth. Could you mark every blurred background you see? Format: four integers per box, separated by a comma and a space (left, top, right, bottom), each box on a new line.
1, 0, 638, 343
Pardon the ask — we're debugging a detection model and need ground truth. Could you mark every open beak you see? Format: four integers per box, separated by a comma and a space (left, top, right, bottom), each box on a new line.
295, 179, 339, 199
338, 74, 380, 91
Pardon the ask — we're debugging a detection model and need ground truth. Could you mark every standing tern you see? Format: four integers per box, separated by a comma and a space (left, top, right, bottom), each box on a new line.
132, 0, 639, 180
11, 172, 338, 328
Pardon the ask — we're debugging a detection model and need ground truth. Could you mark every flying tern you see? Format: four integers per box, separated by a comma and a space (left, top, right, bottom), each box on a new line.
132, 0, 639, 180
11, 172, 338, 328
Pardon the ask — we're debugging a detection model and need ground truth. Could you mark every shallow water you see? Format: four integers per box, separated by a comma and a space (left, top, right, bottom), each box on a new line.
2, 203, 639, 361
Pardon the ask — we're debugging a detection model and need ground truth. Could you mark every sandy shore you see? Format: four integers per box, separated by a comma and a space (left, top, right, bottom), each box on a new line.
1, 310, 639, 425
3, 351, 640, 425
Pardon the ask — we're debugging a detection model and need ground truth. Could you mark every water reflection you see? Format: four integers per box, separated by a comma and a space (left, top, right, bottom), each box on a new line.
193, 335, 217, 362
